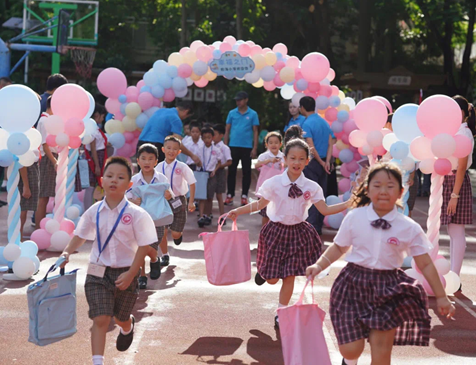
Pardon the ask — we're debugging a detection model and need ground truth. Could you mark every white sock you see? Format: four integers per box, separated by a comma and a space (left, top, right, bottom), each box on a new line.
343, 359, 357, 365
448, 223, 466, 275
120, 318, 134, 335
92, 355, 104, 365
278, 303, 287, 308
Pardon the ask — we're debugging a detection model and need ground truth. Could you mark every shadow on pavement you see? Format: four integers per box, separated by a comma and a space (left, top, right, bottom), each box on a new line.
247, 329, 284, 365
181, 336, 244, 363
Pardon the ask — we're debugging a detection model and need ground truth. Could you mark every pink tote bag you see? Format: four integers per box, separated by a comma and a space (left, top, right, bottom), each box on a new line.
199, 215, 251, 286
277, 278, 332, 365
255, 164, 284, 195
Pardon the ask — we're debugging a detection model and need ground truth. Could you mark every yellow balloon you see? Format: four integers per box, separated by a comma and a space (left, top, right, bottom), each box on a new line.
105, 120, 124, 134
190, 72, 201, 81
122, 116, 137, 132
252, 54, 266, 70
264, 52, 277, 66
280, 67, 295, 83
338, 90, 345, 101
252, 78, 264, 88
337, 104, 350, 112
125, 102, 141, 119
335, 140, 349, 150
168, 52, 183, 66
204, 68, 217, 81
183, 51, 198, 66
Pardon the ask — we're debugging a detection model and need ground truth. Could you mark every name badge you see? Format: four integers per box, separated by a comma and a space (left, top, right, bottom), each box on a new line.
87, 263, 106, 278
170, 197, 182, 209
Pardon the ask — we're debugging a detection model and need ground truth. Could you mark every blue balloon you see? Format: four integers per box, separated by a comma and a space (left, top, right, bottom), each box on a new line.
172, 77, 187, 92
46, 213, 54, 219
7, 132, 30, 156
109, 133, 126, 149
31, 256, 40, 272
212, 49, 222, 59
390, 141, 409, 160
316, 96, 330, 110
296, 79, 308, 91
337, 110, 349, 122
20, 240, 38, 258
158, 74, 173, 89
392, 104, 423, 143
72, 204, 83, 216
276, 52, 283, 60
143, 70, 160, 86
329, 95, 341, 108
136, 113, 149, 129
140, 86, 151, 93
193, 61, 208, 76
343, 191, 351, 201
120, 103, 128, 116
331, 121, 343, 134
118, 94, 127, 103
151, 85, 165, 98
326, 195, 341, 205
328, 213, 345, 229
0, 149, 14, 167
166, 65, 178, 78
153, 60, 168, 75
339, 148, 354, 163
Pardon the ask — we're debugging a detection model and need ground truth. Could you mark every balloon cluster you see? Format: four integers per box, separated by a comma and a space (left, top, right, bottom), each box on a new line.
0, 241, 40, 279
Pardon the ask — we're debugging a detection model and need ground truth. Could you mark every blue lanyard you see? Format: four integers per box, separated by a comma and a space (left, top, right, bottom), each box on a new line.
162, 161, 177, 192
202, 145, 213, 171
141, 176, 156, 185
96, 201, 129, 261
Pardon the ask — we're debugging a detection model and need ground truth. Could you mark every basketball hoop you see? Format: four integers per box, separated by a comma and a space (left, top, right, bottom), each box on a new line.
64, 46, 96, 79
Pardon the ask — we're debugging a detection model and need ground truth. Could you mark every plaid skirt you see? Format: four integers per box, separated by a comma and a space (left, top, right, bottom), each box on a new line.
441, 171, 473, 225
85, 267, 140, 322
39, 153, 57, 198
259, 206, 268, 218
150, 225, 165, 251
330, 263, 431, 346
89, 149, 106, 187
257, 221, 322, 279
19, 161, 39, 212
168, 195, 188, 232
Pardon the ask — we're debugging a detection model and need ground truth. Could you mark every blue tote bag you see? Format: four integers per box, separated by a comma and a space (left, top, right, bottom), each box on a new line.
132, 182, 174, 226
27, 257, 78, 346
192, 169, 209, 200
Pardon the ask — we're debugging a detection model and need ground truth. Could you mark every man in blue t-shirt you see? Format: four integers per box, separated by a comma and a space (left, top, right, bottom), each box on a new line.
224, 91, 259, 206
300, 96, 335, 235
138, 101, 201, 165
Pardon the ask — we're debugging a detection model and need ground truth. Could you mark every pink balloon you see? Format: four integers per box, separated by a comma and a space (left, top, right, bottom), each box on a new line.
194, 78, 209, 88
69, 136, 82, 149
152, 98, 162, 107
136, 80, 146, 89
273, 74, 285, 87
238, 43, 251, 57
40, 217, 51, 230
332, 145, 340, 158
434, 158, 452, 176
334, 131, 344, 140
31, 229, 52, 250
304, 92, 318, 99
196, 45, 212, 62
46, 134, 57, 147
331, 85, 339, 96
349, 130, 368, 148
343, 119, 357, 134
220, 42, 232, 52
338, 178, 351, 192
97, 67, 127, 99
325, 108, 338, 122
51, 84, 90, 120
64, 117, 84, 137
340, 164, 351, 178
272, 43, 288, 56
294, 68, 303, 80
178, 64, 193, 78
115, 143, 133, 158
190, 40, 204, 52
354, 151, 362, 161
46, 197, 54, 213
381, 128, 392, 137
410, 136, 434, 160
263, 81, 276, 91
179, 47, 190, 55
374, 145, 387, 156
76, 189, 85, 202
105, 98, 121, 114
301, 52, 330, 83
250, 45, 263, 56
323, 216, 330, 227
286, 56, 300, 69
163, 88, 175, 102
354, 98, 388, 132
262, 47, 271, 53
124, 132, 135, 143
114, 112, 124, 121
273, 61, 286, 72
416, 95, 461, 138
319, 85, 332, 97
327, 68, 336, 82
224, 35, 236, 45
138, 92, 154, 110
373, 96, 392, 113
126, 86, 139, 103
60, 219, 75, 235
453, 134, 473, 158
347, 160, 359, 173
341, 133, 350, 145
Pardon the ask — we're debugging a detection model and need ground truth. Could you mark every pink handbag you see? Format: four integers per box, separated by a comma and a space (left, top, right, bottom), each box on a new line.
255, 164, 284, 195
199, 215, 251, 286
277, 278, 332, 365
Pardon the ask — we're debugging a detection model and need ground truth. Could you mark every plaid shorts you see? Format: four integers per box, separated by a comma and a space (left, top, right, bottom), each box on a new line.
150, 226, 165, 251
85, 267, 140, 322
215, 168, 226, 194
441, 171, 473, 225
19, 161, 39, 212
168, 195, 188, 232
257, 221, 322, 279
39, 153, 58, 198
330, 263, 431, 346
206, 174, 218, 200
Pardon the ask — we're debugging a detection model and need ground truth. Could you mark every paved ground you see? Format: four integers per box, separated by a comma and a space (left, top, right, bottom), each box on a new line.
1, 169, 476, 365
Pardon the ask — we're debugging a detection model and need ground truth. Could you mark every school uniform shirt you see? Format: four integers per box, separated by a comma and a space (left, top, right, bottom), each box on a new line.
85, 128, 106, 151
334, 204, 432, 270
74, 197, 157, 268
126, 170, 169, 200
183, 137, 204, 165
226, 107, 260, 148
257, 172, 324, 225
456, 122, 474, 170
36, 114, 57, 156
214, 140, 232, 165
199, 144, 223, 172
156, 159, 197, 197
257, 149, 285, 170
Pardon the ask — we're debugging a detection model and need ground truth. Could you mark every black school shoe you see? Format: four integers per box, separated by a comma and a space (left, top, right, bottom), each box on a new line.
160, 255, 170, 267
149, 260, 161, 280
116, 315, 135, 352
274, 315, 279, 329
255, 272, 266, 286
173, 235, 183, 246
138, 276, 147, 289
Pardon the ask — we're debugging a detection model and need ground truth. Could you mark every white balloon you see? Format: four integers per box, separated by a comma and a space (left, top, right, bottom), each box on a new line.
84, 92, 95, 120
343, 97, 356, 109
0, 129, 9, 150
49, 231, 71, 252
175, 88, 188, 98
31, 256, 40, 272
382, 133, 398, 151
66, 206, 80, 220
0, 84, 41, 133
84, 118, 98, 135
56, 133, 70, 147
24, 128, 42, 150
434, 258, 451, 276
291, 92, 305, 107
12, 256, 36, 279
18, 150, 37, 167
280, 83, 296, 100
3, 243, 21, 261
82, 135, 95, 145
244, 69, 260, 84
401, 157, 416, 172
185, 78, 193, 87
444, 271, 461, 295
45, 219, 60, 234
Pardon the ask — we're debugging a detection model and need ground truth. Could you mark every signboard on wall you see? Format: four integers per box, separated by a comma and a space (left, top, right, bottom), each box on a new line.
209, 51, 255, 79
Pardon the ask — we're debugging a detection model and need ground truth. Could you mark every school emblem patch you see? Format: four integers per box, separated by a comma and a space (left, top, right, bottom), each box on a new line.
303, 191, 311, 200
387, 237, 400, 246
175, 168, 182, 175
211, 151, 217, 155
121, 213, 133, 225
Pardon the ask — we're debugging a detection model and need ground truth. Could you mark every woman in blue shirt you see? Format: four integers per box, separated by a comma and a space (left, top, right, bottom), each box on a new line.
284, 101, 306, 132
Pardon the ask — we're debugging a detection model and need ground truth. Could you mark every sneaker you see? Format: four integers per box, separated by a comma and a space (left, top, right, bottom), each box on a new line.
241, 195, 248, 206
138, 276, 147, 289
149, 260, 161, 280
224, 195, 234, 206
198, 216, 207, 228
255, 272, 266, 286
274, 315, 279, 329
160, 255, 170, 267
116, 315, 135, 352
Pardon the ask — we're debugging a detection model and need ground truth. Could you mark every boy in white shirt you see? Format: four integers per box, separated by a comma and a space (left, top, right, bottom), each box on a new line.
59, 157, 158, 365
156, 136, 197, 266
212, 124, 232, 225
197, 127, 223, 227
182, 121, 203, 171
126, 143, 171, 289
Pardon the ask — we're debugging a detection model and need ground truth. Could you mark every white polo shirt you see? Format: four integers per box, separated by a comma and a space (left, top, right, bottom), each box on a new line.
257, 149, 285, 170
156, 159, 196, 196
85, 128, 106, 151
199, 144, 223, 172
214, 140, 232, 165
74, 197, 157, 268
182, 136, 204, 165
257, 172, 324, 225
334, 204, 432, 270
126, 170, 169, 200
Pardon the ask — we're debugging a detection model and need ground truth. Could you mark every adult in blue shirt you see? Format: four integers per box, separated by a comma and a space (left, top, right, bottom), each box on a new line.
39, 74, 68, 113
224, 91, 259, 206
300, 96, 335, 235
284, 101, 306, 132
138, 101, 201, 165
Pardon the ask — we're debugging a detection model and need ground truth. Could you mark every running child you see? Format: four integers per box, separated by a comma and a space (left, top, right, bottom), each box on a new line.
212, 124, 232, 225
59, 157, 158, 365
306, 162, 455, 365
156, 136, 197, 267
227, 134, 348, 328
127, 143, 171, 289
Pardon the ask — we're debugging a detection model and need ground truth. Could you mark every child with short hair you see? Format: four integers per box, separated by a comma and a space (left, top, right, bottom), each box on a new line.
182, 121, 203, 171
197, 127, 223, 227
127, 143, 171, 289
59, 157, 158, 365
306, 162, 455, 365
156, 136, 197, 266
212, 124, 232, 225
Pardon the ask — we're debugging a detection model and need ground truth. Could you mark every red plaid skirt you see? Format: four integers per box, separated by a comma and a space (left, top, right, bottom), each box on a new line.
441, 171, 473, 225
257, 221, 322, 279
330, 263, 431, 346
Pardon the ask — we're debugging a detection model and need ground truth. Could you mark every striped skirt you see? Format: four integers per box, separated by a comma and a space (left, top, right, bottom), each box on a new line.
441, 171, 473, 225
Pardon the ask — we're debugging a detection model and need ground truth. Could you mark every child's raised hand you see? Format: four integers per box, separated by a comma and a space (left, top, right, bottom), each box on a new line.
164, 190, 172, 200
305, 264, 322, 279
437, 296, 456, 318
